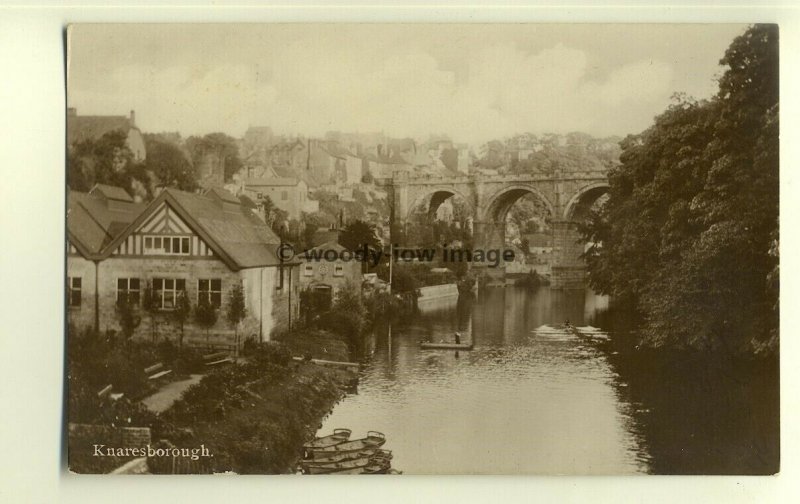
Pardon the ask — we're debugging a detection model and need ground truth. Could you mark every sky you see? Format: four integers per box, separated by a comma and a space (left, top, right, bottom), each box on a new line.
67, 23, 748, 145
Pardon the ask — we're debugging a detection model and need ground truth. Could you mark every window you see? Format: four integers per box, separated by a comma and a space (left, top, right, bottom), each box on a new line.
198, 279, 222, 308
303, 265, 314, 277
257, 192, 263, 200
143, 235, 190, 255
152, 278, 186, 310
333, 265, 344, 277
67, 277, 81, 308
117, 278, 141, 305
281, 190, 288, 201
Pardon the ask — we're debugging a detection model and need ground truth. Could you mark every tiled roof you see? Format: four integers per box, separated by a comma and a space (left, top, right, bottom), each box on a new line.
91, 183, 134, 202
67, 115, 135, 146
159, 188, 288, 269
69, 185, 292, 269
67, 189, 145, 257
305, 240, 348, 254
243, 177, 300, 187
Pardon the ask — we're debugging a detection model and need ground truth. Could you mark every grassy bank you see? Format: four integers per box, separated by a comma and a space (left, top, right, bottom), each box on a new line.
68, 329, 355, 474
154, 337, 353, 474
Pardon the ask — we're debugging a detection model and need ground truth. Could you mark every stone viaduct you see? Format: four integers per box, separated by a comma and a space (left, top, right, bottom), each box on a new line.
382, 168, 610, 288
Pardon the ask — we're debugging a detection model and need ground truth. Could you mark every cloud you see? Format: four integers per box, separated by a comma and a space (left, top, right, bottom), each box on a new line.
70, 42, 675, 144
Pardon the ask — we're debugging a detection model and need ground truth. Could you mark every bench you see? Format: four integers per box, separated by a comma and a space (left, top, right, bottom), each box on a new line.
144, 362, 173, 381
203, 351, 234, 366
203, 351, 229, 362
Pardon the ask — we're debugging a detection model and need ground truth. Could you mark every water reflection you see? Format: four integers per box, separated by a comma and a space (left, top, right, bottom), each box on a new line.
321, 285, 778, 474
320, 286, 649, 474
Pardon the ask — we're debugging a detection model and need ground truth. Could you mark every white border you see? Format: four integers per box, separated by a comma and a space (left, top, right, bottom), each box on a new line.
0, 2, 798, 503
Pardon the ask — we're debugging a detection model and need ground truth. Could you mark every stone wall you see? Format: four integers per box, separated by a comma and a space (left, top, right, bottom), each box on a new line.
551, 265, 587, 289
98, 256, 239, 342
66, 254, 300, 344
66, 255, 97, 332
68, 423, 151, 474
270, 265, 300, 339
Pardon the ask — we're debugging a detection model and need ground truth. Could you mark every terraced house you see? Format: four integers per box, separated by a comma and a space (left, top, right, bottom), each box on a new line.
67, 184, 300, 345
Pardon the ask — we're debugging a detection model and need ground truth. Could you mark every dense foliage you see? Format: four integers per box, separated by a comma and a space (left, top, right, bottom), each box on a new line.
67, 130, 151, 198
581, 25, 778, 354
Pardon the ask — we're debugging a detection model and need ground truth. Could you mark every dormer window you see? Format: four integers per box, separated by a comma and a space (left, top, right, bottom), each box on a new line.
143, 235, 190, 255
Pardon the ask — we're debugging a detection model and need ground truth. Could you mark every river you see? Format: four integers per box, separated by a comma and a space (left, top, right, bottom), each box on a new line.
318, 286, 779, 475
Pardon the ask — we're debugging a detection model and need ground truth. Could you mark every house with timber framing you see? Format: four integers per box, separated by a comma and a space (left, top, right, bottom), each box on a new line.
66, 184, 300, 346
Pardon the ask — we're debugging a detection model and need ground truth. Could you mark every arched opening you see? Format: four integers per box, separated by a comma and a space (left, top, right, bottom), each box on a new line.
480, 187, 555, 277
405, 190, 473, 248
559, 183, 610, 264
564, 183, 610, 222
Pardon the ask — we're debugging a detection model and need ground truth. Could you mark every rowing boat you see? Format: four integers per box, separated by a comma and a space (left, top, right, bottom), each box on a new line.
306, 431, 386, 459
302, 428, 352, 452
420, 341, 474, 351
303, 447, 379, 465
303, 450, 392, 474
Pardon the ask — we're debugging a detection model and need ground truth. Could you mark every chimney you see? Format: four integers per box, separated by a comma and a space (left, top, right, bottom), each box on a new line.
67, 107, 77, 117
129, 110, 136, 127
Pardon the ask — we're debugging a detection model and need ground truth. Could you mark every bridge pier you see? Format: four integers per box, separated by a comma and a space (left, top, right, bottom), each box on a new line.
550, 220, 587, 289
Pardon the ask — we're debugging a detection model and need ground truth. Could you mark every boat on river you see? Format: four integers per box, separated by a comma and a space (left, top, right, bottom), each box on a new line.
420, 331, 474, 351
420, 341, 474, 351
303, 450, 393, 474
305, 447, 379, 465
306, 431, 386, 459
302, 428, 352, 453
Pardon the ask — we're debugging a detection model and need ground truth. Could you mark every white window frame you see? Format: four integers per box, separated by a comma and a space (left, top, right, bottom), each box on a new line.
303, 264, 314, 277
152, 278, 186, 310
333, 265, 344, 277
116, 277, 141, 305
197, 278, 223, 308
143, 235, 191, 256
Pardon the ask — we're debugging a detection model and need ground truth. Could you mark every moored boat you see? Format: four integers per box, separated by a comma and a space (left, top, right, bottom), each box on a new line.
303, 447, 379, 465
306, 431, 386, 459
302, 450, 392, 475
302, 428, 352, 456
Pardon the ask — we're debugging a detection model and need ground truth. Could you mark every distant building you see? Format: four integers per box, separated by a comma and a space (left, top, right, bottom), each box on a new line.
67, 108, 146, 161
299, 241, 363, 310
242, 177, 318, 219
67, 185, 300, 343
311, 227, 341, 248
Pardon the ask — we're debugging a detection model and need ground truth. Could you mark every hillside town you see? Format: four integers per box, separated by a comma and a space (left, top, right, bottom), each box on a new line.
64, 24, 778, 478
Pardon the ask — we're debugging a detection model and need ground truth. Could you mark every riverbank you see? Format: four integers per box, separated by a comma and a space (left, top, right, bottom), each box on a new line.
153, 334, 353, 474
68, 330, 355, 474
599, 335, 779, 474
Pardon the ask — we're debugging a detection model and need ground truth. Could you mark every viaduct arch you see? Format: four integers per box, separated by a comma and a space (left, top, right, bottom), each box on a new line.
384, 170, 610, 288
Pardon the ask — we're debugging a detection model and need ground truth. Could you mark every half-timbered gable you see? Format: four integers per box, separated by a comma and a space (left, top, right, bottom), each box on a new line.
110, 202, 216, 258
68, 185, 300, 344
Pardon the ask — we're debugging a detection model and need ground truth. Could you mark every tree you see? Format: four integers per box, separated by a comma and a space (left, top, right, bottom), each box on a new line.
226, 283, 247, 353
67, 130, 150, 198
319, 283, 366, 354
115, 296, 141, 340
142, 284, 161, 343
339, 220, 382, 273
194, 297, 218, 345
580, 25, 778, 354
186, 133, 243, 182
173, 291, 192, 348
261, 195, 290, 239
145, 137, 198, 192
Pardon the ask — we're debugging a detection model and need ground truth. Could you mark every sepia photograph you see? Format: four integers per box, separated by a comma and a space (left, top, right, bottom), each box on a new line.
63, 23, 779, 476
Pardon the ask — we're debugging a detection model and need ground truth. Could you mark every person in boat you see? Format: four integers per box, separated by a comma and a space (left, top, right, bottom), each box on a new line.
564, 319, 571, 329
454, 332, 461, 344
